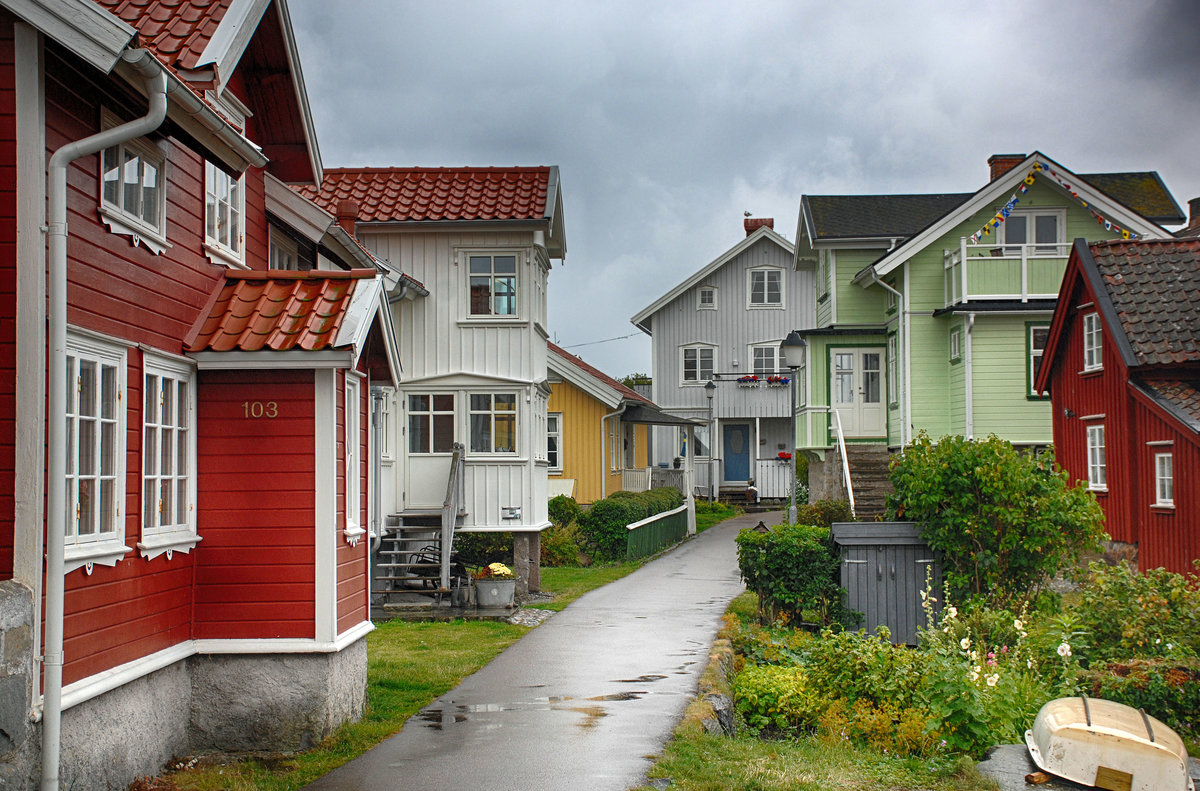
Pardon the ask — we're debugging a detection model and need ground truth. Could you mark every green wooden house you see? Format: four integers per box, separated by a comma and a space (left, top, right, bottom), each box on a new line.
790, 153, 1184, 514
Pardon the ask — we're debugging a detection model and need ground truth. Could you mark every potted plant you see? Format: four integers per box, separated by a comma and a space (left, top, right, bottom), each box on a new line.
474, 562, 517, 608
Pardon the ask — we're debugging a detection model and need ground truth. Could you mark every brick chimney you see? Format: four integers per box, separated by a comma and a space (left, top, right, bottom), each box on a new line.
988, 154, 1027, 182
336, 198, 359, 234
1186, 197, 1200, 235
744, 217, 774, 236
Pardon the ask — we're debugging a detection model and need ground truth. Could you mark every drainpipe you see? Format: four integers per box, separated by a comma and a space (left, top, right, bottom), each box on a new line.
43, 49, 167, 791
599, 405, 625, 498
867, 269, 905, 444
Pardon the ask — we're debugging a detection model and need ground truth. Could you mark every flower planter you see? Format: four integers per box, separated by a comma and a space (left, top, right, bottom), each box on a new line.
475, 578, 516, 608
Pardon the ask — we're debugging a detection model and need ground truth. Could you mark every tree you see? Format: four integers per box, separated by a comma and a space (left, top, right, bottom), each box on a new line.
886, 432, 1106, 606
619, 372, 652, 387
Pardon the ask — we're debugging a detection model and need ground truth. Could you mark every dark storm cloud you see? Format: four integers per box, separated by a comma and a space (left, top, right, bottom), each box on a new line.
289, 0, 1200, 378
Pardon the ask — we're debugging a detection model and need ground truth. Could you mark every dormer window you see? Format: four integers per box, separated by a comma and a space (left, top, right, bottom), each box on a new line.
204, 161, 245, 268
98, 110, 169, 254
698, 286, 717, 310
748, 267, 784, 308
469, 254, 518, 316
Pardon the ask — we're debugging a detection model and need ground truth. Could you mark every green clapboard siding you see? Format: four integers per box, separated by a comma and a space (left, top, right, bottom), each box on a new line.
968, 314, 1053, 443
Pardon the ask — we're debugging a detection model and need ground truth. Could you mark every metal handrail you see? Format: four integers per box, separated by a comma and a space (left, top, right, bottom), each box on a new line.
440, 443, 466, 592
831, 410, 856, 517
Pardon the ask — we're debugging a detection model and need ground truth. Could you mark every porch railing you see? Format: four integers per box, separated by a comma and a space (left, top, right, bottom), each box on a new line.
831, 410, 856, 518
439, 442, 465, 592
753, 457, 791, 499
944, 239, 1069, 307
622, 467, 652, 492
625, 504, 688, 559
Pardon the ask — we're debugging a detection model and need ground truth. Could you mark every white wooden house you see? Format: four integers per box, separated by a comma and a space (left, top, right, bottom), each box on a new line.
631, 218, 812, 500
300, 167, 566, 596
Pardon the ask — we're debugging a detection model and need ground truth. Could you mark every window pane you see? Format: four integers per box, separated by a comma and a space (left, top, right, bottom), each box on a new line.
100, 421, 115, 476
495, 394, 516, 412
145, 375, 159, 423
471, 394, 492, 411
144, 480, 157, 530
494, 276, 516, 315
767, 271, 781, 302
101, 365, 116, 419
494, 414, 516, 452
78, 419, 95, 475
177, 428, 187, 475
409, 394, 429, 412
751, 271, 765, 302
469, 256, 492, 274
409, 414, 429, 453
177, 382, 189, 427
432, 414, 455, 453
102, 147, 120, 206
470, 278, 492, 314
1006, 215, 1027, 245
493, 255, 517, 274
176, 479, 188, 524
145, 428, 157, 479
470, 413, 491, 452
122, 151, 141, 215
141, 158, 159, 226
433, 394, 454, 411
1035, 215, 1058, 248
79, 361, 96, 417
78, 479, 95, 536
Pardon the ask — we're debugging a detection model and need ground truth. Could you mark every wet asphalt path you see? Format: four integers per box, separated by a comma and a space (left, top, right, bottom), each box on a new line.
303, 511, 766, 791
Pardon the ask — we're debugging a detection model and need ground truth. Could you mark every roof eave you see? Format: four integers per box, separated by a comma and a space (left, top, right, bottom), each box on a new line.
3, 0, 136, 73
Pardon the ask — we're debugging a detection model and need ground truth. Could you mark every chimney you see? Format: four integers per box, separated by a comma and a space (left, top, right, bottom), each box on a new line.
744, 217, 774, 236
1187, 197, 1200, 234
336, 198, 359, 234
988, 154, 1027, 182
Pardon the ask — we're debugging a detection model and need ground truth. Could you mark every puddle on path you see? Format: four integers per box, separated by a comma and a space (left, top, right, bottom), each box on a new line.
418, 689, 649, 731
614, 674, 667, 683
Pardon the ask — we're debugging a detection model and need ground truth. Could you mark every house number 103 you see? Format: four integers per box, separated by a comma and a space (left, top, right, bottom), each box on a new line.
242, 401, 278, 419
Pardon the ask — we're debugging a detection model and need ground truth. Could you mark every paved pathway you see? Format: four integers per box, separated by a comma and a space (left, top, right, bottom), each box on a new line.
304, 511, 770, 791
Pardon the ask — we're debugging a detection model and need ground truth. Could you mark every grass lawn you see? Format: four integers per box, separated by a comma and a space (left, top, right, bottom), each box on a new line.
695, 501, 739, 532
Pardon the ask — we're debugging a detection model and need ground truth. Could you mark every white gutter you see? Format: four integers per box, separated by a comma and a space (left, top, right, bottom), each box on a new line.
867, 269, 905, 445
599, 405, 626, 499
44, 48, 167, 791
965, 312, 976, 439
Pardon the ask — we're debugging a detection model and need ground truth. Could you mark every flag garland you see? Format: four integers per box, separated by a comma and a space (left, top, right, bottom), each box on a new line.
967, 160, 1139, 245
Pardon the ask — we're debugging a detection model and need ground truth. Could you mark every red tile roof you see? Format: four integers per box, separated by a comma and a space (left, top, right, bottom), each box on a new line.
548, 342, 654, 406
185, 270, 377, 353
297, 167, 552, 223
94, 0, 232, 71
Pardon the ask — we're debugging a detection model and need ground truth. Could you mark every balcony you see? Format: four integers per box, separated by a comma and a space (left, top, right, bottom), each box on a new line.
943, 239, 1069, 308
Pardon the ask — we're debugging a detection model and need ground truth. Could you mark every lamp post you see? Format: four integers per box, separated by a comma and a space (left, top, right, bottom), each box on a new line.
780, 331, 807, 525
704, 379, 716, 506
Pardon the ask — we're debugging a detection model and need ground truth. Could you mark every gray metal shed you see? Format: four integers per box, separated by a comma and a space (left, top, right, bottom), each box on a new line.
831, 522, 942, 646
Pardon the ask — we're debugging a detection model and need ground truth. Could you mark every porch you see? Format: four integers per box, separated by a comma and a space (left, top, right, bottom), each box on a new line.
943, 239, 1068, 306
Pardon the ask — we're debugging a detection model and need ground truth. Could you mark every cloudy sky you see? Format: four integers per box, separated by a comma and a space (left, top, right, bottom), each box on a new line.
288, 0, 1200, 380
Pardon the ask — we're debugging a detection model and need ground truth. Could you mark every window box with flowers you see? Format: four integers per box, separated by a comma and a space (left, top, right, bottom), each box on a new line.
474, 562, 517, 608
736, 375, 760, 388
776, 451, 792, 463
766, 375, 790, 387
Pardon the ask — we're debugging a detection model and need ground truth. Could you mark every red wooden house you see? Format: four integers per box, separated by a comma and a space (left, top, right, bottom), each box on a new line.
1036, 237, 1200, 574
0, 1, 398, 788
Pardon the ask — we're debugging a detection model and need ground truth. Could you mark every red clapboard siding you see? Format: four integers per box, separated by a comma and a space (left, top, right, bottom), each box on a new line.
195, 369, 315, 639
336, 378, 368, 633
0, 18, 15, 580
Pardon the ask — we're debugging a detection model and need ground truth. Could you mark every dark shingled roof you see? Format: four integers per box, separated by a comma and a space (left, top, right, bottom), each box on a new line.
1077, 172, 1185, 225
1090, 238, 1200, 366
1139, 379, 1200, 433
804, 194, 969, 240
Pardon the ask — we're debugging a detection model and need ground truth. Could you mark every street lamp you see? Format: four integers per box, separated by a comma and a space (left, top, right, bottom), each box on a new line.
704, 379, 716, 506
780, 331, 807, 524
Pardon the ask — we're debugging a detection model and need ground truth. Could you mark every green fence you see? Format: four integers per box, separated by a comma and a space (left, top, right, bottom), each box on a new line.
625, 504, 688, 560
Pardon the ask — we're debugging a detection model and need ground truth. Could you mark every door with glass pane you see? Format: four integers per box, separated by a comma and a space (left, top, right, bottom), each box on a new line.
403, 392, 456, 509
831, 348, 886, 438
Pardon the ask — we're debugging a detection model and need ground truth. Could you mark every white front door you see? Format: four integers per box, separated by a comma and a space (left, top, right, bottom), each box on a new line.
403, 392, 457, 509
831, 348, 886, 438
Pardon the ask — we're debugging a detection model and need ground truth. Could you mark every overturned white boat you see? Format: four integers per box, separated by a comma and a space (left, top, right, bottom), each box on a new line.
1025, 696, 1193, 791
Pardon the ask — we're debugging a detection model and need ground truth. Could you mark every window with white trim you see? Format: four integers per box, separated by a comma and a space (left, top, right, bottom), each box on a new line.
697, 286, 717, 310
682, 345, 715, 384
205, 160, 244, 267
949, 328, 961, 363
1002, 209, 1064, 255
1083, 312, 1102, 371
99, 111, 168, 253
680, 424, 711, 458
345, 376, 362, 537
747, 267, 783, 308
752, 344, 779, 376
470, 393, 517, 453
408, 394, 455, 454
1028, 323, 1050, 397
1154, 453, 1173, 507
66, 333, 129, 571
469, 253, 518, 316
817, 250, 829, 298
887, 334, 898, 407
1086, 424, 1106, 490
141, 354, 197, 557
547, 413, 562, 471
269, 225, 300, 270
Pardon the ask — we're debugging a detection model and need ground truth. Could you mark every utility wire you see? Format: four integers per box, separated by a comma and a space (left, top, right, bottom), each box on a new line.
561, 331, 641, 349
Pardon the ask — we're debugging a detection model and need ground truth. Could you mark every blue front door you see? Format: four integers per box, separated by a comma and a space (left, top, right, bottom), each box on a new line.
722, 423, 751, 483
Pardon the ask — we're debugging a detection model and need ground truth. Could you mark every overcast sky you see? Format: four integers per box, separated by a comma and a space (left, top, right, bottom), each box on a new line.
289, 0, 1200, 380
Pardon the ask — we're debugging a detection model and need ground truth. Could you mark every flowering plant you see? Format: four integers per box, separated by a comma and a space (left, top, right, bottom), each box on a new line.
766, 375, 790, 385
777, 451, 792, 461
736, 375, 759, 384
474, 562, 516, 580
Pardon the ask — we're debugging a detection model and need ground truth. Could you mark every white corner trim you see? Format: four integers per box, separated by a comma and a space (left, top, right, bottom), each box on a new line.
314, 369, 337, 643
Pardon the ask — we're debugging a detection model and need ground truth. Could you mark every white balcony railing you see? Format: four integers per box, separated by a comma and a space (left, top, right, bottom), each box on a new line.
944, 239, 1069, 307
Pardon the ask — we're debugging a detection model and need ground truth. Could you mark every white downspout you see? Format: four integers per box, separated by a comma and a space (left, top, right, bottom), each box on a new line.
965, 312, 976, 439
44, 49, 167, 791
599, 405, 625, 498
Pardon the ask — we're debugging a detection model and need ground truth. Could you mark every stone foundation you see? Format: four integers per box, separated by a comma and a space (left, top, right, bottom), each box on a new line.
512, 531, 542, 598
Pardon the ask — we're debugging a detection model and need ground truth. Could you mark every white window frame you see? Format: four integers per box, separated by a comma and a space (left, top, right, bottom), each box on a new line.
65, 331, 131, 574
747, 266, 785, 309
469, 392, 518, 454
751, 343, 780, 376
98, 109, 169, 254
681, 344, 716, 385
204, 160, 246, 268
269, 224, 300, 270
344, 375, 364, 544
139, 352, 200, 561
1027, 322, 1050, 398
949, 328, 961, 363
1154, 452, 1174, 507
467, 252, 520, 319
1001, 208, 1066, 256
887, 334, 898, 407
547, 412, 563, 472
817, 250, 829, 299
407, 393, 456, 455
1086, 423, 1107, 491
1082, 312, 1103, 372
697, 286, 717, 310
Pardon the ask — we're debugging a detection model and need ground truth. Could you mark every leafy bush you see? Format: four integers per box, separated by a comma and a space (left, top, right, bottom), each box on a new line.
1072, 561, 1200, 661
732, 664, 826, 736
541, 521, 583, 567
548, 494, 580, 529
1082, 659, 1200, 747
453, 532, 512, 569
576, 487, 683, 562
735, 524, 851, 627
887, 433, 1106, 606
794, 499, 852, 528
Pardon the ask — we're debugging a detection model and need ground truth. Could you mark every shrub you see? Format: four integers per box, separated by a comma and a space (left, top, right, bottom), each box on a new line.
1072, 561, 1200, 661
541, 521, 583, 567
732, 664, 826, 736
453, 532, 512, 569
1081, 659, 1200, 746
547, 494, 580, 529
887, 433, 1106, 606
794, 499, 852, 528
575, 487, 684, 562
735, 524, 851, 627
